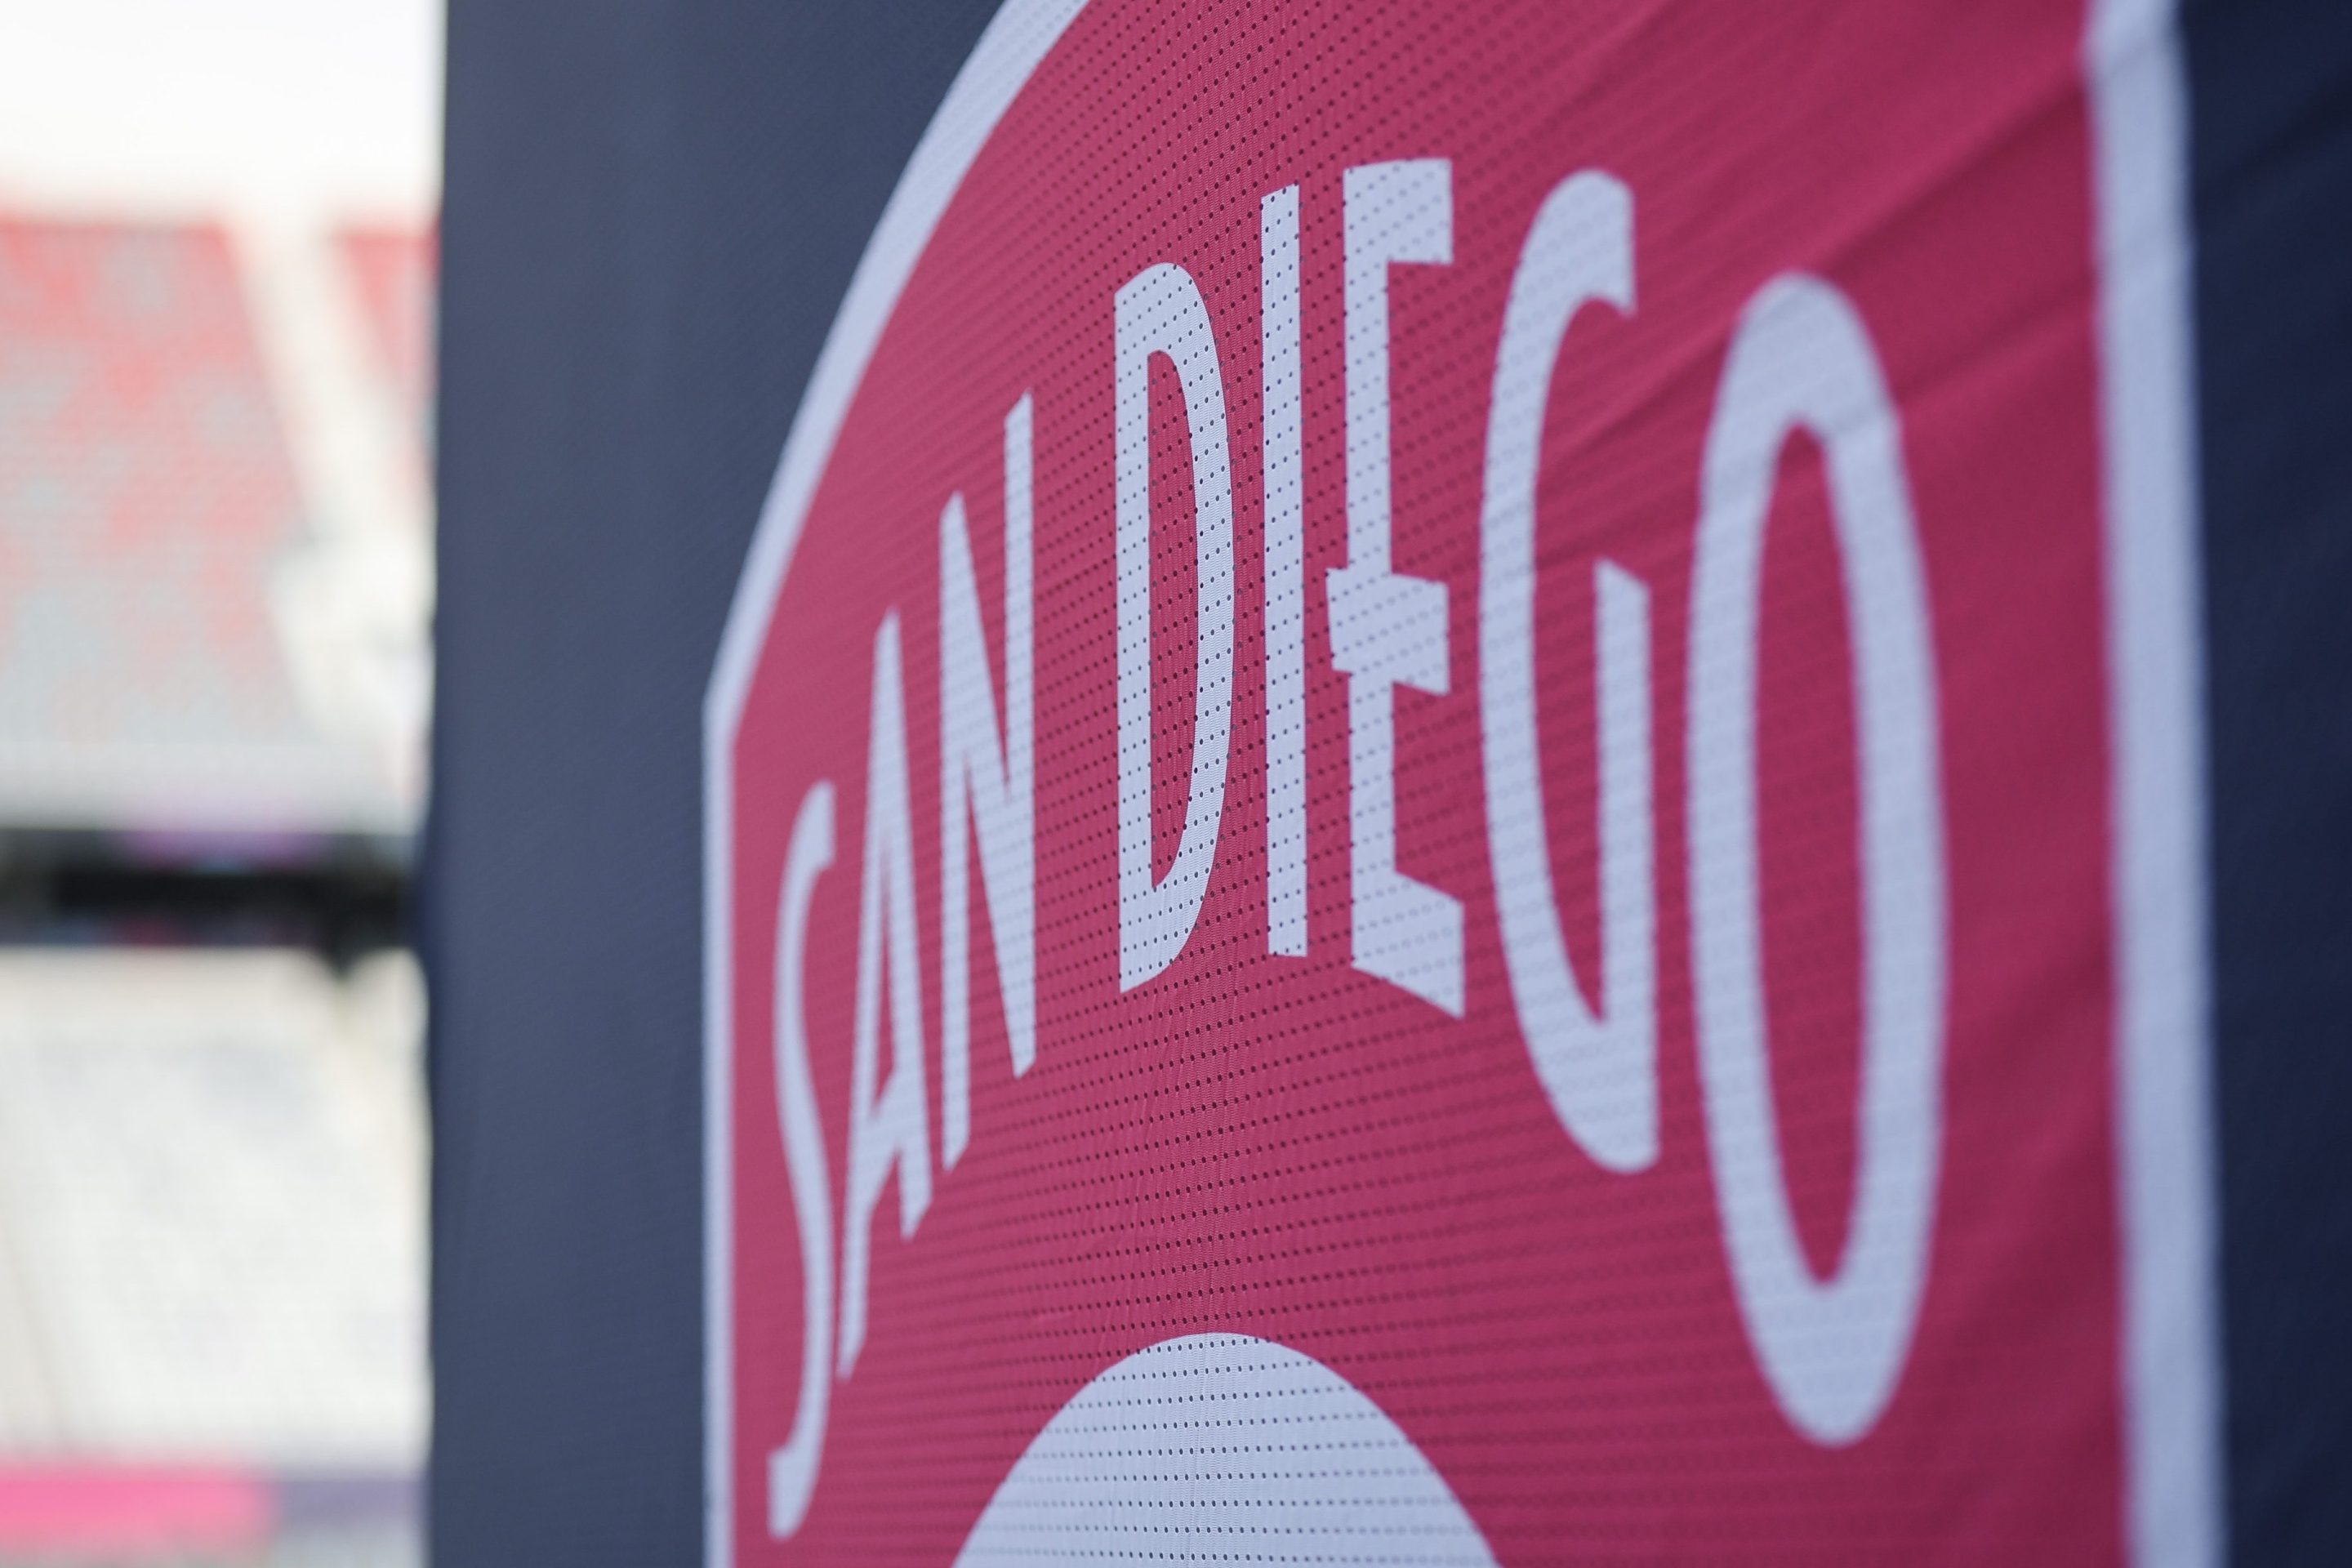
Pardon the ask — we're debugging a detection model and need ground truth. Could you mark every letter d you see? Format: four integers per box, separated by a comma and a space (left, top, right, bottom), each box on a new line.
1115, 262, 1237, 989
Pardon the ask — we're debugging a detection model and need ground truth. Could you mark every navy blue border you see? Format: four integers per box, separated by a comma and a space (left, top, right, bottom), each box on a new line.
426, 5, 999, 1562
2185, 1, 2352, 1560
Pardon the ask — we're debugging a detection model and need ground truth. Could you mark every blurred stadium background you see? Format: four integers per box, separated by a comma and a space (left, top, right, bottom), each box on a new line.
0, 1, 439, 1562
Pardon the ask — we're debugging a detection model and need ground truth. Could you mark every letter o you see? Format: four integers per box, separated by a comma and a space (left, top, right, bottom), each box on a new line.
1687, 275, 1947, 1446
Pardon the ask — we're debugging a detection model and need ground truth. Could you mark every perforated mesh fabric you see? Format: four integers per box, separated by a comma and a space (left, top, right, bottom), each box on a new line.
704, 3, 2179, 1561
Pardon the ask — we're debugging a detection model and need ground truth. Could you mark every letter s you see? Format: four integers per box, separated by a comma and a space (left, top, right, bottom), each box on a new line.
769, 781, 837, 1537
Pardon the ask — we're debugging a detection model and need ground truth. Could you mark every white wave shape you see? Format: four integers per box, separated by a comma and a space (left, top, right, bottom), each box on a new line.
956, 1333, 1499, 1566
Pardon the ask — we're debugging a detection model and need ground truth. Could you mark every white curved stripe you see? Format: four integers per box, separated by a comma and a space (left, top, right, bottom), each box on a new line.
706, 0, 1089, 738
2084, 0, 2225, 1562
955, 1334, 1498, 1567
705, 5, 1089, 1564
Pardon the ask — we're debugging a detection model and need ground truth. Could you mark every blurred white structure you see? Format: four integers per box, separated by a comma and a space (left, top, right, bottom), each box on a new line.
0, 951, 426, 1464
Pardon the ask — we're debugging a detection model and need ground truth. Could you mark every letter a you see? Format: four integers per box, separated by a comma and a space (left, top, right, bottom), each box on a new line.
839, 612, 933, 1376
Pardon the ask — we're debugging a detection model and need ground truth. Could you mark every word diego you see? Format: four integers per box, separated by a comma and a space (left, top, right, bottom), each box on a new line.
763, 158, 1945, 1536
